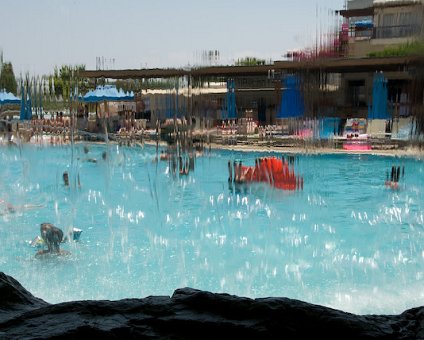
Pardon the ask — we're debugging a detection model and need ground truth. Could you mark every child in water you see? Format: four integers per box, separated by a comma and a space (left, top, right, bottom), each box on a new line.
36, 223, 70, 257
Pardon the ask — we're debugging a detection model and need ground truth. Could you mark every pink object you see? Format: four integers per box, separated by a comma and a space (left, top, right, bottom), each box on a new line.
295, 129, 313, 138
343, 142, 372, 151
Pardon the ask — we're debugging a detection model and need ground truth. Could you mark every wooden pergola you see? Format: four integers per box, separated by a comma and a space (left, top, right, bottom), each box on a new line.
78, 56, 423, 80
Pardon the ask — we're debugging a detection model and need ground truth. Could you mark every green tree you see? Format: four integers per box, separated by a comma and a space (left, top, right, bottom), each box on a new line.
368, 40, 424, 57
38, 64, 89, 110
235, 57, 266, 66
51, 64, 87, 101
0, 62, 18, 94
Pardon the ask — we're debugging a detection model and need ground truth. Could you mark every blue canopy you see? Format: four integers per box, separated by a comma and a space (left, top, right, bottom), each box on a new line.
354, 19, 373, 29
83, 85, 134, 103
277, 75, 304, 119
0, 90, 20, 105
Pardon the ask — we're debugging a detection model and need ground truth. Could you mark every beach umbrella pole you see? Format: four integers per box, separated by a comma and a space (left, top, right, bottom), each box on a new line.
103, 100, 109, 143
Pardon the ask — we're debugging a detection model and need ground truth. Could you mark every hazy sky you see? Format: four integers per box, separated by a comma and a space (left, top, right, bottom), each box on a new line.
1, 0, 345, 76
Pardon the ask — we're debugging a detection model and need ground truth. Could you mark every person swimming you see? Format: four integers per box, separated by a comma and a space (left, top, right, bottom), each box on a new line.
237, 160, 245, 183
386, 165, 402, 189
36, 223, 70, 257
233, 160, 239, 183
0, 199, 16, 214
228, 160, 233, 183
76, 145, 98, 163
189, 153, 195, 171
227, 160, 234, 193
0, 199, 44, 216
63, 171, 69, 186
63, 171, 81, 188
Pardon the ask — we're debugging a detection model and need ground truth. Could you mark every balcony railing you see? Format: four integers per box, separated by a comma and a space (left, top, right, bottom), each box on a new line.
353, 28, 373, 39
373, 25, 421, 39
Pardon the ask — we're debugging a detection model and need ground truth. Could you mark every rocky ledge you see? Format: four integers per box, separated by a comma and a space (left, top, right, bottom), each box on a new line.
0, 272, 423, 339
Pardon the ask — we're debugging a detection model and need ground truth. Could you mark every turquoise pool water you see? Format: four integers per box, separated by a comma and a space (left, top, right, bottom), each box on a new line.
0, 143, 423, 315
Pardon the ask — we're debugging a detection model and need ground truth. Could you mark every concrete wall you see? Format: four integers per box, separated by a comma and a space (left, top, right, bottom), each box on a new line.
374, 3, 423, 28
348, 39, 387, 57
374, 2, 423, 39
347, 0, 373, 10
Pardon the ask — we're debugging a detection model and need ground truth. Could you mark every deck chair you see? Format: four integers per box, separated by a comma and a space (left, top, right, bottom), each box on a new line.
366, 119, 388, 139
391, 117, 413, 141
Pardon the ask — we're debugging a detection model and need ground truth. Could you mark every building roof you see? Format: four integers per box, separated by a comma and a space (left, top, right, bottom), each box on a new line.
338, 0, 423, 17
337, 7, 374, 17
78, 56, 424, 80
374, 0, 423, 7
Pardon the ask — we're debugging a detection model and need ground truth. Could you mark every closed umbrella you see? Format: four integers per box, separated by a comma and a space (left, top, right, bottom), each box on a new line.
226, 79, 237, 120
277, 75, 304, 119
26, 86, 32, 120
369, 72, 389, 120
20, 84, 26, 120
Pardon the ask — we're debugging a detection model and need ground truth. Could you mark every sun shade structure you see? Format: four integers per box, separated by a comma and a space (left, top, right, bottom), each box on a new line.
82, 85, 134, 103
0, 90, 20, 105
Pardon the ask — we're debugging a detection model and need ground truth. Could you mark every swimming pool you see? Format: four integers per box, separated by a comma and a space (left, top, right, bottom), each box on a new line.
0, 143, 423, 315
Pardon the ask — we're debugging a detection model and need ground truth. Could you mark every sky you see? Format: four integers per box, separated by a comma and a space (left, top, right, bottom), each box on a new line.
0, 0, 346, 76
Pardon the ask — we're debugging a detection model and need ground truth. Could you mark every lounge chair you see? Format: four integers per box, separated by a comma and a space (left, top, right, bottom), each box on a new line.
366, 119, 388, 139
391, 117, 413, 141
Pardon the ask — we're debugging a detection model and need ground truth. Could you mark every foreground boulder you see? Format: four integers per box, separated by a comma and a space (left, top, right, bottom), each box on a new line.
0, 272, 423, 339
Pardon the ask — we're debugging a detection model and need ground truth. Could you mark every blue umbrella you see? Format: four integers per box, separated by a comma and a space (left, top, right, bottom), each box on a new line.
0, 90, 20, 105
26, 85, 32, 120
277, 75, 304, 119
226, 79, 237, 119
20, 84, 27, 120
278, 75, 304, 118
82, 85, 135, 122
33, 81, 38, 117
368, 72, 389, 120
39, 83, 43, 115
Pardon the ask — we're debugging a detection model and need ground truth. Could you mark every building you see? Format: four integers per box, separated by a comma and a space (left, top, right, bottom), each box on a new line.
340, 0, 424, 57
80, 1, 424, 133
334, 0, 424, 121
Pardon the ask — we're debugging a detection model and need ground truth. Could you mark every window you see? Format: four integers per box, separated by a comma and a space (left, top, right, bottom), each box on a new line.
382, 13, 395, 27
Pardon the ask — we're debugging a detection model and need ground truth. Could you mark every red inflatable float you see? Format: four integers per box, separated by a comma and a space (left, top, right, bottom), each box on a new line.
233, 157, 303, 191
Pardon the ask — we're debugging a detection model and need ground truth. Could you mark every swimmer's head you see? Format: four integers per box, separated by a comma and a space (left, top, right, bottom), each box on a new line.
102, 151, 107, 160
63, 171, 69, 186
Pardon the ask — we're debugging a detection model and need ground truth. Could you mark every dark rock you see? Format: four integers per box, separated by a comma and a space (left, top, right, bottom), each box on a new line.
0, 272, 47, 316
0, 272, 422, 339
